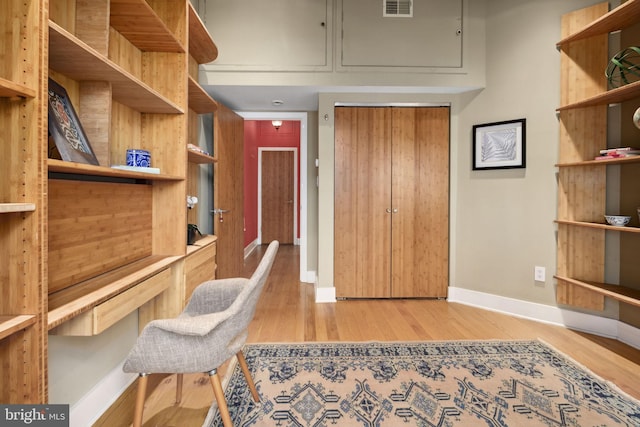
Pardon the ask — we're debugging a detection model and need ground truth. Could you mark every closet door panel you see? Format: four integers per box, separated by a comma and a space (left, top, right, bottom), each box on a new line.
334, 107, 391, 298
391, 107, 449, 298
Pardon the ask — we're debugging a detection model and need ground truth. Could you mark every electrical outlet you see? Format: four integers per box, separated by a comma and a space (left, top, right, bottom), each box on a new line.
534, 266, 546, 282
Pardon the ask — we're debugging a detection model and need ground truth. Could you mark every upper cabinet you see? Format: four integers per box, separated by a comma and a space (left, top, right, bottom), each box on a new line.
200, 0, 331, 71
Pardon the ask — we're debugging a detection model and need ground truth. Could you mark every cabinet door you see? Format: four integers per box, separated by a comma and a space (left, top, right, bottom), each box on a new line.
334, 107, 392, 298
391, 107, 449, 298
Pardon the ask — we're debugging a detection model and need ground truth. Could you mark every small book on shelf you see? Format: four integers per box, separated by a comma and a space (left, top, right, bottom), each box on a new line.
595, 147, 640, 160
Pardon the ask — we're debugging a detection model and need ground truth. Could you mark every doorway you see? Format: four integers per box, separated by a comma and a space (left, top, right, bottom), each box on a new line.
259, 148, 298, 244
238, 112, 310, 283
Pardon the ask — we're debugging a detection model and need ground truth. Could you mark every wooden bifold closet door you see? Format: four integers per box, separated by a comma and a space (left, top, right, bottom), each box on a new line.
334, 106, 449, 298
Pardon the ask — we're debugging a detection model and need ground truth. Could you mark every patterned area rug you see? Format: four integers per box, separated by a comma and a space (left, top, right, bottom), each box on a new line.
204, 340, 640, 426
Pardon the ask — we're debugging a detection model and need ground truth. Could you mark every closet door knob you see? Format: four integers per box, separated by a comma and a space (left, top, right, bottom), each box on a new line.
386, 208, 392, 213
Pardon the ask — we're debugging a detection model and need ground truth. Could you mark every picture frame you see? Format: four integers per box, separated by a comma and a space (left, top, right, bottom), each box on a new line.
47, 78, 99, 165
472, 118, 526, 170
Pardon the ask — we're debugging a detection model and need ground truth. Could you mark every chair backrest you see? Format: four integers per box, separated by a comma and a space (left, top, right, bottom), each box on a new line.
228, 240, 279, 332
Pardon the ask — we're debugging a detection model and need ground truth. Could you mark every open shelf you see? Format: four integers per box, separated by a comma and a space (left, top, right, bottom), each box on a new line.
48, 159, 183, 181
556, 219, 640, 234
188, 148, 217, 164
0, 77, 36, 98
555, 275, 640, 309
48, 254, 182, 331
557, 79, 640, 111
188, 76, 218, 113
0, 203, 36, 213
48, 21, 183, 114
557, 0, 640, 47
557, 154, 640, 167
110, 0, 184, 53
0, 315, 37, 341
188, 3, 218, 64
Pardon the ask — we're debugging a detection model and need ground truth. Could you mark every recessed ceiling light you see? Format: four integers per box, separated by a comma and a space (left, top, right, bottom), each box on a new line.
272, 99, 284, 106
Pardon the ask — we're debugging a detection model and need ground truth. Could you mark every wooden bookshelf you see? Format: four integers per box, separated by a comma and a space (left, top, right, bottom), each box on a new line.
48, 22, 183, 114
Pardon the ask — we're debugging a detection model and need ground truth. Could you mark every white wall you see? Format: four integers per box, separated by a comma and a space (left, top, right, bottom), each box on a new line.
454, 0, 608, 306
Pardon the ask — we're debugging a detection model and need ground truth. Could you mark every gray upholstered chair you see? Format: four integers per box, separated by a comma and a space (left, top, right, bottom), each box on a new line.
123, 241, 279, 427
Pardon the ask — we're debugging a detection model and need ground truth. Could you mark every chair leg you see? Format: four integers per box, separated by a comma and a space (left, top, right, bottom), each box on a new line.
236, 351, 260, 402
175, 373, 184, 404
133, 374, 148, 427
208, 369, 233, 427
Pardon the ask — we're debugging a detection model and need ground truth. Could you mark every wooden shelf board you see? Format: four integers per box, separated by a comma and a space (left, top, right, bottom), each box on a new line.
48, 158, 183, 181
555, 275, 640, 308
48, 254, 182, 330
188, 3, 218, 64
188, 76, 218, 113
48, 21, 183, 114
0, 203, 36, 213
557, 0, 640, 47
555, 219, 640, 233
0, 77, 36, 98
187, 234, 217, 255
188, 149, 217, 164
557, 155, 640, 167
0, 315, 37, 341
110, 0, 184, 53
557, 79, 640, 111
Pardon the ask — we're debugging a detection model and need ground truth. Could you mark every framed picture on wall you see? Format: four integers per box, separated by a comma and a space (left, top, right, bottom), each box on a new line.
47, 78, 99, 166
472, 118, 526, 170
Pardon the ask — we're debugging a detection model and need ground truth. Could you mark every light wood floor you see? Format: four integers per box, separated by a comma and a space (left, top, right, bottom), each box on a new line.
123, 244, 640, 426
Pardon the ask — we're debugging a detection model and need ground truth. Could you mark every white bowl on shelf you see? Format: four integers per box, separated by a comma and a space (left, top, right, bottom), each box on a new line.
604, 215, 631, 227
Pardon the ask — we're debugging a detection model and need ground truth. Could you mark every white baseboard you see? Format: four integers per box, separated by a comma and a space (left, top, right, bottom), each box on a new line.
244, 239, 259, 259
448, 286, 640, 350
301, 270, 316, 284
315, 284, 336, 303
69, 361, 137, 427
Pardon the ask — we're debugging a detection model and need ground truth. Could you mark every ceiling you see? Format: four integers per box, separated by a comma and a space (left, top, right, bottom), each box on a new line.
205, 85, 472, 112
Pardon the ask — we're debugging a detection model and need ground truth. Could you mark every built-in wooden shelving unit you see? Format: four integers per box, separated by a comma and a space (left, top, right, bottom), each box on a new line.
556, 1, 640, 314
48, 22, 182, 114
0, 0, 222, 406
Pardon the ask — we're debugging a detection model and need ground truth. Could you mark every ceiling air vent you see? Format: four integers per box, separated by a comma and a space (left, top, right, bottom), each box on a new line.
384, 0, 413, 17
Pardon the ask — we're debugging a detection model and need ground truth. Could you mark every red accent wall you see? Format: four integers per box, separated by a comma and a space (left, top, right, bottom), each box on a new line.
244, 120, 301, 247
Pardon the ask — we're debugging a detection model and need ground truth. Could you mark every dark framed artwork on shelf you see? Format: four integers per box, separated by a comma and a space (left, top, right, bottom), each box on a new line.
472, 118, 526, 170
47, 78, 99, 165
